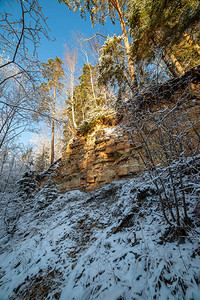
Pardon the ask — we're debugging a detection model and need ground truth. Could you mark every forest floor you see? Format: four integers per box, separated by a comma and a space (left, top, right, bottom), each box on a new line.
0, 159, 200, 300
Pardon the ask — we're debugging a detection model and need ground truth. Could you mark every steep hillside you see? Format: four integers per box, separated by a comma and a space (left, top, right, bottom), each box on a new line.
1, 66, 200, 300
0, 159, 200, 299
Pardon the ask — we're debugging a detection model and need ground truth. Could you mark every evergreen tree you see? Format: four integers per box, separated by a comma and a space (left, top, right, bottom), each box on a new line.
98, 35, 131, 96
17, 170, 39, 200
64, 63, 106, 129
126, 0, 200, 76
41, 57, 64, 164
62, 61, 109, 148
35, 181, 59, 210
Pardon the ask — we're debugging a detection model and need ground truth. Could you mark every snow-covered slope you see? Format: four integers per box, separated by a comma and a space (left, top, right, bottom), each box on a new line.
0, 173, 200, 299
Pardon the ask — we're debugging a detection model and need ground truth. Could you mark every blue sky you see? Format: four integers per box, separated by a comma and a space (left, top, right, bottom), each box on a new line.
36, 0, 121, 63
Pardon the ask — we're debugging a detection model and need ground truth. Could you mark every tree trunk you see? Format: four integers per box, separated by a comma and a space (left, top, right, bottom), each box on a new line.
151, 35, 184, 77
166, 49, 185, 76
113, 0, 137, 86
162, 54, 179, 78
85, 54, 97, 105
51, 86, 56, 164
183, 32, 200, 56
162, 47, 185, 77
0, 149, 8, 174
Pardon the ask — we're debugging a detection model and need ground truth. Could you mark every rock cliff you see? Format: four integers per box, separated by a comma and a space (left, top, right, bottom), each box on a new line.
51, 125, 142, 192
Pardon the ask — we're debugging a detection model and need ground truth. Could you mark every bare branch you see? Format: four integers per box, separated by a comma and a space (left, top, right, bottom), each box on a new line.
83, 33, 107, 42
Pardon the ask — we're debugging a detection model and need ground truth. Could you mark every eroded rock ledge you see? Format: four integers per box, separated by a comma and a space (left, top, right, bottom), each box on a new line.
51, 126, 142, 192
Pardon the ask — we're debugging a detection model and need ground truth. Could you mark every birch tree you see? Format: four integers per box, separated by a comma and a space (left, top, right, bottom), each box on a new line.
63, 47, 78, 131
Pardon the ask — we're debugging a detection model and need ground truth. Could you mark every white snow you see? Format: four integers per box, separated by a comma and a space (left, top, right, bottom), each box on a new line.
0, 172, 200, 300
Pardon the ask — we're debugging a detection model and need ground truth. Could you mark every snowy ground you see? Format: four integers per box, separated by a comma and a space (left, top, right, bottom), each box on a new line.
0, 172, 200, 299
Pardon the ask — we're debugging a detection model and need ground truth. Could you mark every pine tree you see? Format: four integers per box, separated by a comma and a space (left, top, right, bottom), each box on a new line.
98, 35, 131, 95
17, 170, 39, 200
41, 57, 64, 164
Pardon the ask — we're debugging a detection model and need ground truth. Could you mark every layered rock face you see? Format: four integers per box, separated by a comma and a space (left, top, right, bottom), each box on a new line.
56, 126, 142, 192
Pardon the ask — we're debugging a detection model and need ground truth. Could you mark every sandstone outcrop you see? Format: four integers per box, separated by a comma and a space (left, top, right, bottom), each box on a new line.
53, 126, 142, 192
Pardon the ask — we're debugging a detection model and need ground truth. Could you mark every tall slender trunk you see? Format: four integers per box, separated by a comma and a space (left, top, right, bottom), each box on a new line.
110, 0, 137, 86
89, 67, 97, 105
51, 86, 56, 164
165, 48, 185, 76
151, 36, 184, 77
119, 14, 137, 85
0, 150, 8, 174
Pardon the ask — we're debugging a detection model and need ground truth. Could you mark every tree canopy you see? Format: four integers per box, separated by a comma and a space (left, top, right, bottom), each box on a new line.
42, 57, 64, 91
126, 0, 200, 69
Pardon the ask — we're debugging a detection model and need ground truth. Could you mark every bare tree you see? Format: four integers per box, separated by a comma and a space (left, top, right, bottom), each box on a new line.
0, 0, 51, 151
0, 0, 50, 86
0, 70, 44, 150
